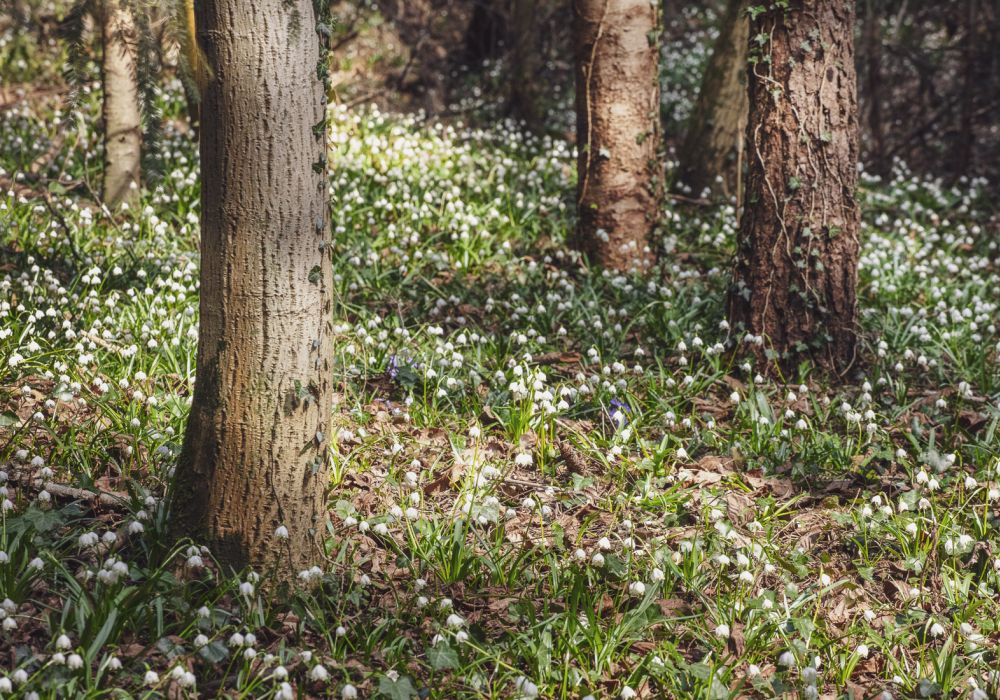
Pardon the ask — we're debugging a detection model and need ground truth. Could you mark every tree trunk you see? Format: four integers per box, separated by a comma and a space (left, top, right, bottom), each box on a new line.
572, 0, 660, 272
507, 0, 544, 129
172, 0, 333, 575
728, 0, 861, 374
100, 0, 141, 207
675, 0, 748, 198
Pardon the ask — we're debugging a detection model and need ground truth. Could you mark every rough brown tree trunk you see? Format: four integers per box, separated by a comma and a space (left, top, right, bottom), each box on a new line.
100, 0, 141, 207
572, 0, 660, 272
675, 0, 748, 198
728, 0, 861, 373
172, 0, 333, 575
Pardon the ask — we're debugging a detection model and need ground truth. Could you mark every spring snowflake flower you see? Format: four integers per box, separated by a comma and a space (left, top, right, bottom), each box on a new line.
514, 676, 538, 698
628, 581, 645, 597
310, 664, 329, 682
342, 684, 358, 699
274, 525, 289, 540
144, 670, 159, 686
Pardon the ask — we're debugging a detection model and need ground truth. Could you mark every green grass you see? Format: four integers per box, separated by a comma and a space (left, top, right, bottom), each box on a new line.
1, 34, 999, 700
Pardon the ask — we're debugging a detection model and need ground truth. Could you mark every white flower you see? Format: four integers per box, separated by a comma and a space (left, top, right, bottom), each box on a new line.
446, 614, 465, 629
514, 676, 538, 698
239, 582, 254, 596
67, 653, 83, 669
55, 634, 72, 650
144, 670, 159, 686
929, 622, 945, 637
342, 684, 359, 699
778, 651, 796, 668
855, 644, 869, 658
628, 581, 645, 597
620, 687, 637, 699
310, 664, 329, 682
274, 525, 289, 540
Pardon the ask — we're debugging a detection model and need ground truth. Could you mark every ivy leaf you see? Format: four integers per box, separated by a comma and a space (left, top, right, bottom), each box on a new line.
198, 640, 229, 664
377, 674, 417, 700
427, 642, 459, 670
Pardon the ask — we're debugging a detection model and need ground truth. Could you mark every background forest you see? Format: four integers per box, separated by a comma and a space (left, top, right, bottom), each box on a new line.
0, 0, 999, 698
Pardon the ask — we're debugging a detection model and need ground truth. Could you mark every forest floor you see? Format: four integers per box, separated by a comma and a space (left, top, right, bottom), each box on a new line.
2, 15, 1000, 700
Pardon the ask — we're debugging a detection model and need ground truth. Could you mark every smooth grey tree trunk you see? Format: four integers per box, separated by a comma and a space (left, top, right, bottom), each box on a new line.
100, 0, 141, 206
172, 0, 334, 575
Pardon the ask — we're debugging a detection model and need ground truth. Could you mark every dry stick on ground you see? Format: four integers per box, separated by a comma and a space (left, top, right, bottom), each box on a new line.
6, 470, 129, 508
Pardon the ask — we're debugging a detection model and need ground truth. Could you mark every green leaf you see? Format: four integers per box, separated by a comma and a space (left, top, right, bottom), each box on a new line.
377, 674, 417, 700
198, 640, 229, 664
86, 607, 120, 662
0, 411, 19, 427
156, 636, 185, 660
428, 642, 459, 671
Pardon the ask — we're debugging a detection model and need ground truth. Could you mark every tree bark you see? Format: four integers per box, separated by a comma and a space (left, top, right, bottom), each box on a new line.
728, 0, 861, 374
675, 0, 748, 198
100, 0, 141, 207
172, 0, 333, 575
572, 0, 660, 272
862, 0, 886, 177
506, 0, 544, 129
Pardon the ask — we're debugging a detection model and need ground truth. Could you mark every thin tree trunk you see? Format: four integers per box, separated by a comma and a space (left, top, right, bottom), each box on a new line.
953, 0, 976, 173
863, 0, 886, 177
100, 0, 141, 207
172, 0, 333, 575
728, 0, 861, 374
675, 0, 748, 198
572, 0, 660, 272
507, 0, 543, 128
